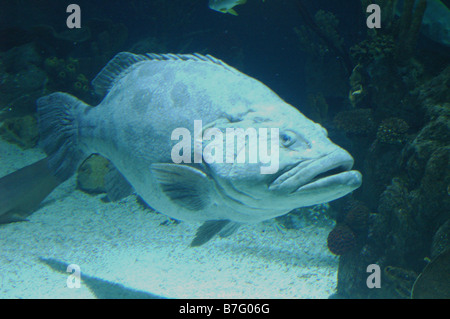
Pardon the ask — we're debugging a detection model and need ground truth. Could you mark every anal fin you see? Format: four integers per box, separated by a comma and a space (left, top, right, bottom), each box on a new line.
190, 220, 231, 247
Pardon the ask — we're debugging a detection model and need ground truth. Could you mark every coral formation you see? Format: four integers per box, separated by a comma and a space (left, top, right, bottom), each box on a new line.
44, 56, 91, 100
384, 265, 418, 298
346, 0, 429, 123
294, 8, 350, 103
344, 202, 370, 234
327, 224, 357, 256
350, 34, 395, 65
376, 117, 409, 144
0, 43, 47, 119
358, 0, 427, 64
337, 66, 450, 298
333, 109, 376, 136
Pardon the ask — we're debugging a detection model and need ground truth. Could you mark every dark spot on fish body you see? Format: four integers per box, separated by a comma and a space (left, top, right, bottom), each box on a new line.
170, 82, 190, 108
143, 124, 158, 143
132, 89, 153, 115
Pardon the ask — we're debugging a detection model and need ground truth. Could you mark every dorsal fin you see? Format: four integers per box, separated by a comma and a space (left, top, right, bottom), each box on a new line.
92, 52, 148, 97
92, 52, 240, 98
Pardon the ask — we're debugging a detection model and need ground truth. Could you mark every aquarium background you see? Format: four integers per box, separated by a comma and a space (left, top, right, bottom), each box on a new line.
0, 0, 449, 299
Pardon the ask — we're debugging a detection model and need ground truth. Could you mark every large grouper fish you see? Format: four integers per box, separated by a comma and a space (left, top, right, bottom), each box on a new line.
1, 52, 362, 246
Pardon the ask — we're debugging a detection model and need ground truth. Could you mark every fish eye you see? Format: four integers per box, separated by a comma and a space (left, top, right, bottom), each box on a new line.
280, 131, 296, 147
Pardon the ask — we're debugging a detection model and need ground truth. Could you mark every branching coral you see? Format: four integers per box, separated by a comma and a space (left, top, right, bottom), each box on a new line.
357, 0, 427, 64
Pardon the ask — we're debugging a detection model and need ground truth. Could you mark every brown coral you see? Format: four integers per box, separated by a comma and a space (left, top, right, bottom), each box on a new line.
327, 224, 356, 255
344, 202, 370, 234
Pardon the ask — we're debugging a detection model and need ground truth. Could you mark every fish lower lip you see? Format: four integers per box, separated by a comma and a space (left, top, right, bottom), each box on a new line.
305, 164, 352, 184
293, 170, 362, 193
269, 150, 355, 192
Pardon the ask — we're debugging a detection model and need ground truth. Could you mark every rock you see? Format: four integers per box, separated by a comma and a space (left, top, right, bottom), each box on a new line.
0, 115, 39, 149
0, 43, 47, 118
77, 155, 111, 194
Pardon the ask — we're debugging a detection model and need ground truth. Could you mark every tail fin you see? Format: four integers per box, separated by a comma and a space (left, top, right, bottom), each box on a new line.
37, 92, 89, 182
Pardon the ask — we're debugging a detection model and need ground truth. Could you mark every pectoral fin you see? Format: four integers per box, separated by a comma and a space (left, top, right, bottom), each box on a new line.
228, 8, 238, 16
150, 164, 213, 211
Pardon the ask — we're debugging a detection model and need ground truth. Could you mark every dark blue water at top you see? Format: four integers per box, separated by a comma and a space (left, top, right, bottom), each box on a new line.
0, 0, 366, 112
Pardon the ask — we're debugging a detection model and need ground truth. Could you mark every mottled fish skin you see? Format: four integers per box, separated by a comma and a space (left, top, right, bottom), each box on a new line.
36, 52, 362, 231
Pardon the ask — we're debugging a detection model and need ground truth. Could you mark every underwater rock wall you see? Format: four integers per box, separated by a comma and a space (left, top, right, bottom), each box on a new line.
336, 66, 449, 299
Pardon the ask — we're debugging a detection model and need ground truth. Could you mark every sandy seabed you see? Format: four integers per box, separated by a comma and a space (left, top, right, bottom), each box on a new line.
0, 137, 338, 299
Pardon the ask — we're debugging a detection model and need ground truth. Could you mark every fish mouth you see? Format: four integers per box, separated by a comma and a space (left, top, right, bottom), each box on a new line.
269, 150, 359, 193
293, 170, 362, 194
